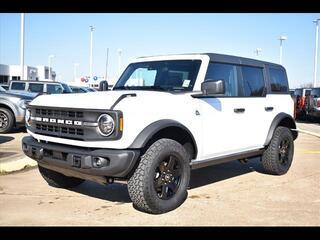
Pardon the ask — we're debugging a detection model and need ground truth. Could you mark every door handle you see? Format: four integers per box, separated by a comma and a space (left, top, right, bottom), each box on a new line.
265, 107, 274, 111
234, 108, 245, 113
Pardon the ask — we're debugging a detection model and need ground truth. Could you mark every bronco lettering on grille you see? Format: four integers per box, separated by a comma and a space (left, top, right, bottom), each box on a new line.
31, 117, 83, 126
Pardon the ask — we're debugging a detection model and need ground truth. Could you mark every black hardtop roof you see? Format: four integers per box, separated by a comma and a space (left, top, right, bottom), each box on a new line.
138, 53, 284, 69
204, 53, 283, 68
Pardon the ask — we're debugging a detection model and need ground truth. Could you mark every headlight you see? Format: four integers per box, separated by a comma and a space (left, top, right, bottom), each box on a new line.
19, 100, 30, 110
97, 114, 115, 136
25, 108, 31, 126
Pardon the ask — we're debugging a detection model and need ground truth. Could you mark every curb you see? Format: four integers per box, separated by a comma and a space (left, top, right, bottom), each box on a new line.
0, 156, 38, 174
297, 128, 320, 138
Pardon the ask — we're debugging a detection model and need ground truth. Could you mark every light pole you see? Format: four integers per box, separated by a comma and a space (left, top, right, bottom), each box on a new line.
20, 13, 25, 80
254, 48, 262, 58
279, 36, 287, 65
117, 48, 123, 77
74, 63, 79, 82
48, 55, 55, 81
313, 19, 320, 87
89, 25, 95, 79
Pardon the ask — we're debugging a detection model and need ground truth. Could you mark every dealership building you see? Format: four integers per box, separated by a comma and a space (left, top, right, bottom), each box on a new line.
0, 64, 56, 85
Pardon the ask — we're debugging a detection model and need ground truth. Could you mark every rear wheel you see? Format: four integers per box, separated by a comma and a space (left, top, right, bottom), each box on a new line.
128, 138, 190, 214
38, 165, 84, 188
0, 108, 14, 133
262, 126, 294, 175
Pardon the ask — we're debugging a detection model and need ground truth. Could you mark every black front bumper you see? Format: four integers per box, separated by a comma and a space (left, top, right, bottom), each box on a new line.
22, 136, 140, 183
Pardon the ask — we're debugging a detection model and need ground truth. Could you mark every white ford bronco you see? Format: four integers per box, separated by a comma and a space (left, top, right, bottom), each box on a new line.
22, 53, 298, 214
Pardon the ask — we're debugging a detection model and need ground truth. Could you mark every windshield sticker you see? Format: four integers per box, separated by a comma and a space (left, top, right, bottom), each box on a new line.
182, 80, 191, 88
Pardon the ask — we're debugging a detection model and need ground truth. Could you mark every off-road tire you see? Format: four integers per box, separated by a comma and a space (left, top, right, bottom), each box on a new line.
0, 108, 15, 133
38, 165, 84, 188
128, 138, 191, 214
262, 126, 294, 175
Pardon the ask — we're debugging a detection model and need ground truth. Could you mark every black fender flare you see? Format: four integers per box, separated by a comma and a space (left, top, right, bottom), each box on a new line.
264, 113, 297, 146
129, 119, 198, 157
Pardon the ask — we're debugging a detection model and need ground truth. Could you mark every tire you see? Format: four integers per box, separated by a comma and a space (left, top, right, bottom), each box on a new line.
38, 165, 84, 188
0, 108, 15, 133
262, 126, 294, 175
128, 138, 191, 214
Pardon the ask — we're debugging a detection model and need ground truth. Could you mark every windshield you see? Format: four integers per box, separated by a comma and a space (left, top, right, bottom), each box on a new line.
0, 86, 5, 92
113, 60, 202, 92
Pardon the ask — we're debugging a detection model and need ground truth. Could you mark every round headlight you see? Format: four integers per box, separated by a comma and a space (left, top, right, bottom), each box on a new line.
25, 109, 31, 126
97, 114, 115, 136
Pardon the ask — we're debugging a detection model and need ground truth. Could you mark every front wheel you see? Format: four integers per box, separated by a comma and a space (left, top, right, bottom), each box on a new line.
262, 126, 294, 175
128, 138, 191, 214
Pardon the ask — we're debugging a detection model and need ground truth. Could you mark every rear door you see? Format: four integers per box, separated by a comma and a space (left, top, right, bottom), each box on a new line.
237, 65, 270, 148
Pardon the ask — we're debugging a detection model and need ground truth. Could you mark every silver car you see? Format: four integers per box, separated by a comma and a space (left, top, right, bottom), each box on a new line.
0, 86, 37, 133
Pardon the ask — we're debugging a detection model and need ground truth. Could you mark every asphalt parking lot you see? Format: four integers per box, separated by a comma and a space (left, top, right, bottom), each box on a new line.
0, 123, 319, 226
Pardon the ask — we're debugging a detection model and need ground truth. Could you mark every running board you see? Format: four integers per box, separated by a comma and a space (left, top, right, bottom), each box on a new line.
190, 149, 264, 170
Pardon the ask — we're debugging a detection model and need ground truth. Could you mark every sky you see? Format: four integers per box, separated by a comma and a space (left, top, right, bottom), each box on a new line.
0, 13, 319, 88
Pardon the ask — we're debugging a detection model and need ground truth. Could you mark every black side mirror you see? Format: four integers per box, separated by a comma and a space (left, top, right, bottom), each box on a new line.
201, 79, 225, 95
99, 80, 109, 91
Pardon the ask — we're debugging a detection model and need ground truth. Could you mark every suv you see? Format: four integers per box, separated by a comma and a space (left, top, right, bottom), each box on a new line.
0, 86, 36, 133
9, 80, 72, 94
306, 87, 320, 121
22, 53, 298, 214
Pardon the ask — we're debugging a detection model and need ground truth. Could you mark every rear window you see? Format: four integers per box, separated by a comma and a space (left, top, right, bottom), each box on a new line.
11, 82, 26, 90
47, 84, 63, 94
28, 83, 44, 93
311, 88, 320, 97
241, 66, 265, 97
269, 67, 288, 93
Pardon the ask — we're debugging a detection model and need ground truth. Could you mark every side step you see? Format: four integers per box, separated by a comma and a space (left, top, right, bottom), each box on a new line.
190, 149, 264, 170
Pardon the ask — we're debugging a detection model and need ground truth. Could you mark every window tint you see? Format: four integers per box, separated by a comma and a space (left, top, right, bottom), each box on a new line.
269, 68, 288, 93
241, 66, 265, 97
11, 82, 26, 90
205, 63, 238, 96
294, 89, 303, 96
47, 84, 63, 94
28, 83, 44, 93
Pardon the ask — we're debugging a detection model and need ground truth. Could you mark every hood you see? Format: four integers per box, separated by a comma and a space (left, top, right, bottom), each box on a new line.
1, 90, 37, 100
29, 90, 174, 110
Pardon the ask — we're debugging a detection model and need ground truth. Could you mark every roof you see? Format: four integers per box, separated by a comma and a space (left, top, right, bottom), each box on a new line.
137, 53, 283, 68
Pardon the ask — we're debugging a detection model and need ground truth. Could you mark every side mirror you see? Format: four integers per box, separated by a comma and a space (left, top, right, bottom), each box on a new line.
201, 79, 225, 95
99, 80, 109, 91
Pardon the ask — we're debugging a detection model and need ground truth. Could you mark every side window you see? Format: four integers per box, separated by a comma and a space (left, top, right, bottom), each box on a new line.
28, 83, 44, 93
205, 63, 239, 96
47, 84, 63, 94
269, 67, 288, 93
11, 82, 26, 90
241, 66, 265, 97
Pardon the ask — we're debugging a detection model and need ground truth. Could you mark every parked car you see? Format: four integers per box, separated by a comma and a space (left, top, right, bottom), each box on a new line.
294, 88, 311, 120
305, 87, 320, 122
70, 86, 97, 93
22, 53, 297, 214
8, 80, 72, 94
0, 86, 37, 133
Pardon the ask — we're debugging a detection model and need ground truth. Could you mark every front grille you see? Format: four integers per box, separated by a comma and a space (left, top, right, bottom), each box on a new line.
28, 106, 122, 141
36, 124, 84, 136
35, 108, 84, 118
